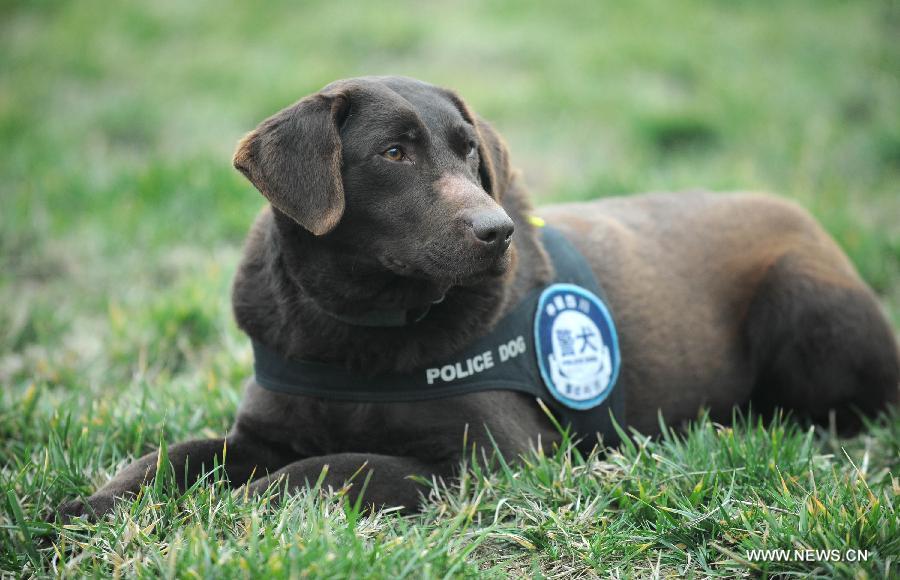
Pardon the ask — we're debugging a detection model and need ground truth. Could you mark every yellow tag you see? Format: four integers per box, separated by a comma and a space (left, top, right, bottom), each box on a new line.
528, 215, 546, 228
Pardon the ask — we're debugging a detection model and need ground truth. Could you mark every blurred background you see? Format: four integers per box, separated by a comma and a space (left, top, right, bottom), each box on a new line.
2, 3, 899, 573
1, 0, 898, 406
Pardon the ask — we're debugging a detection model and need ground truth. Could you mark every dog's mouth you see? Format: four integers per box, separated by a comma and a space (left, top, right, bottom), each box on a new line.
381, 256, 413, 275
311, 243, 512, 325
379, 246, 512, 285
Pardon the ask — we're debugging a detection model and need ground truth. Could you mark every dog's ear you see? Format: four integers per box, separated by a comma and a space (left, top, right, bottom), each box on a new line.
441, 90, 511, 199
233, 92, 349, 235
472, 115, 511, 199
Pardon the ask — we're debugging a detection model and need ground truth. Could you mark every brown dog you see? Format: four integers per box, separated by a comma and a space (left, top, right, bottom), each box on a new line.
56, 76, 899, 520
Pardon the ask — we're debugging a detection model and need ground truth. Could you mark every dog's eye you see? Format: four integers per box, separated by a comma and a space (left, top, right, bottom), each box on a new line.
382, 146, 405, 162
467, 141, 477, 158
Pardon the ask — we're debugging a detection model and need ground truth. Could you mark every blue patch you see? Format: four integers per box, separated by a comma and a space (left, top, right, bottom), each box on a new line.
534, 283, 620, 410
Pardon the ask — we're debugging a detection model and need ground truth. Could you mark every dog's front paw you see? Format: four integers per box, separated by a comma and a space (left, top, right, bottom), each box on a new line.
51, 495, 116, 524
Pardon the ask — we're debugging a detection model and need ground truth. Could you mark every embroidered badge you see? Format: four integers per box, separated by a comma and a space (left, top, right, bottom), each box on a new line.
534, 283, 620, 410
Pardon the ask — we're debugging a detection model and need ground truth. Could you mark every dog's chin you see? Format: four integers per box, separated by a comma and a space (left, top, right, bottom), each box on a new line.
382, 250, 513, 286
453, 255, 513, 286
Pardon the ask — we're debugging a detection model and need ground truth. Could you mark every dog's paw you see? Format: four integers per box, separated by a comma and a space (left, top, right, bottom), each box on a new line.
53, 499, 88, 523
50, 495, 115, 524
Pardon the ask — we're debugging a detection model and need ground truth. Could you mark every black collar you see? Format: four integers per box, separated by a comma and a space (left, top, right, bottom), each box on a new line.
315, 302, 433, 328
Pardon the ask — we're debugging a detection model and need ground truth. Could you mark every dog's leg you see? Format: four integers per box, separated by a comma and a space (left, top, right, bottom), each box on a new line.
241, 453, 451, 514
54, 434, 295, 522
745, 251, 900, 432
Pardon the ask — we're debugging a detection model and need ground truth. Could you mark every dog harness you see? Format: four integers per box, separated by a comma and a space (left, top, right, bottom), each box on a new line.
252, 225, 624, 451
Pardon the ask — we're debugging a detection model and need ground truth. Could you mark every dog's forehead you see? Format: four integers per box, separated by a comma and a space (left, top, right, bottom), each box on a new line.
331, 77, 469, 135
379, 78, 459, 116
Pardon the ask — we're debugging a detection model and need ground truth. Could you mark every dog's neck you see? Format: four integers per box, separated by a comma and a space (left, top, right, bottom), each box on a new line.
313, 303, 434, 328
232, 185, 552, 375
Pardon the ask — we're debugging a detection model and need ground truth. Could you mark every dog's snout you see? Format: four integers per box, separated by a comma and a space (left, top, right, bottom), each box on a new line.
438, 174, 514, 264
471, 213, 515, 247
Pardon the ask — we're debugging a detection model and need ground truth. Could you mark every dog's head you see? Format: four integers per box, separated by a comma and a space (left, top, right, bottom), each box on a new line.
233, 77, 516, 316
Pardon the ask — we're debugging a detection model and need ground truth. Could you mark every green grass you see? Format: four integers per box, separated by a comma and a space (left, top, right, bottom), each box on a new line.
1, 0, 899, 577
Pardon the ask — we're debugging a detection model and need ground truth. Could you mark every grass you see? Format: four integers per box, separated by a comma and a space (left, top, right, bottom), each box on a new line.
1, 0, 899, 577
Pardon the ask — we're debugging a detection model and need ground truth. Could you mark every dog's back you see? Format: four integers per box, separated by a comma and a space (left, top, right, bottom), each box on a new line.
539, 191, 898, 433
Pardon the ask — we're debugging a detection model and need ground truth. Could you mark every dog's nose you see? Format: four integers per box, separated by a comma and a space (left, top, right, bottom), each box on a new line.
471, 212, 515, 249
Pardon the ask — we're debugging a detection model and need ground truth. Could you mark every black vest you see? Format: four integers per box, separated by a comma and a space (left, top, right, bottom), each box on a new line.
252, 225, 624, 452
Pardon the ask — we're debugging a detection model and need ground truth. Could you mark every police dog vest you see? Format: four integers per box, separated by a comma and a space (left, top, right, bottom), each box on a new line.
252, 225, 624, 451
